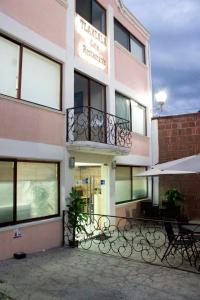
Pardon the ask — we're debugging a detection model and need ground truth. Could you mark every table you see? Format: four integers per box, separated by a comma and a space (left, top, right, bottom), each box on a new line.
181, 224, 200, 234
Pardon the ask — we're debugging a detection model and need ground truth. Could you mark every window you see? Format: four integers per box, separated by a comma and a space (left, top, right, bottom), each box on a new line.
0, 161, 14, 224
74, 72, 106, 143
0, 36, 20, 98
114, 20, 130, 51
0, 34, 62, 110
132, 167, 147, 200
0, 160, 59, 227
115, 93, 146, 135
131, 101, 146, 135
21, 48, 61, 109
131, 36, 146, 64
115, 92, 130, 122
114, 19, 146, 64
116, 167, 131, 203
74, 72, 106, 111
76, 0, 106, 34
116, 166, 147, 204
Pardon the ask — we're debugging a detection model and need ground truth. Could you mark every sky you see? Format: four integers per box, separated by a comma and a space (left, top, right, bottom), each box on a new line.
123, 0, 200, 115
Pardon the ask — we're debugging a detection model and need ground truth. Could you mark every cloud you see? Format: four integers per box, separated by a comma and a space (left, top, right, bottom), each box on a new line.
123, 0, 200, 115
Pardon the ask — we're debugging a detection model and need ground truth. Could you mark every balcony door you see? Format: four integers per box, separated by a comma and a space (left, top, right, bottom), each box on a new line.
74, 72, 106, 143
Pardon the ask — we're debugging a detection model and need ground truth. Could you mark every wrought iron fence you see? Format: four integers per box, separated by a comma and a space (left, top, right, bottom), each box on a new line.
63, 211, 200, 273
66, 106, 132, 148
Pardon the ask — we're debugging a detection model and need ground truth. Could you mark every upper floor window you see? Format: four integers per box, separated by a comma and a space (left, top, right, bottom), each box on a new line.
115, 92, 146, 136
114, 19, 146, 64
76, 0, 106, 34
0, 34, 62, 110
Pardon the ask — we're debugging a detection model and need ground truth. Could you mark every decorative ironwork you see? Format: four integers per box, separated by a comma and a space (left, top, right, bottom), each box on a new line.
63, 212, 200, 273
66, 106, 132, 148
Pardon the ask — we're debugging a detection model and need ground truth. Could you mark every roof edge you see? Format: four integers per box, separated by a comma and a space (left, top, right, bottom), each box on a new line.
115, 0, 150, 38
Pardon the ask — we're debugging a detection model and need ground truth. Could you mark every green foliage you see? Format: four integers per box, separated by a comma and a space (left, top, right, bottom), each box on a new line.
165, 188, 184, 206
67, 187, 88, 245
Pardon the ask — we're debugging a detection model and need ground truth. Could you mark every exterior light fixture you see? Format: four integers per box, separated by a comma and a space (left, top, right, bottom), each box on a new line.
69, 157, 75, 169
155, 90, 167, 112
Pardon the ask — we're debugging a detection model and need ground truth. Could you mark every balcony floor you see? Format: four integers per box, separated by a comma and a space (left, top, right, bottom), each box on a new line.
66, 140, 131, 155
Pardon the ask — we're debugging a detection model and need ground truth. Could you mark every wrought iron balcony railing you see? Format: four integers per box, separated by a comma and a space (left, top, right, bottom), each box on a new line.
66, 106, 132, 148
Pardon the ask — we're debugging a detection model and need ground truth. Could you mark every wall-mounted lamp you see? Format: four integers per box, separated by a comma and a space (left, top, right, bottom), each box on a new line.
111, 160, 117, 169
155, 90, 167, 112
69, 157, 75, 169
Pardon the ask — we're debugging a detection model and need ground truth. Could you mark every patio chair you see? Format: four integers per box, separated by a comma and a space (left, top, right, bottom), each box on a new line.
161, 222, 196, 266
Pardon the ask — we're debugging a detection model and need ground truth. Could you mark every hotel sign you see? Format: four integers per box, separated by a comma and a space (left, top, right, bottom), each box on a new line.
75, 14, 107, 70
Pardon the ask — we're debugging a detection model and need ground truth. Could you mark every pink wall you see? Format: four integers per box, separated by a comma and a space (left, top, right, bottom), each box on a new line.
0, 219, 62, 261
0, 0, 66, 48
115, 45, 149, 94
116, 201, 141, 219
131, 133, 150, 157
0, 98, 65, 146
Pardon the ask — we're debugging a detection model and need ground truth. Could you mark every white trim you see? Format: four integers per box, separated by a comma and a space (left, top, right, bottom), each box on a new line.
0, 217, 62, 233
74, 56, 109, 86
115, 79, 151, 108
0, 94, 65, 115
116, 154, 151, 166
0, 12, 66, 62
0, 138, 65, 161
115, 0, 150, 38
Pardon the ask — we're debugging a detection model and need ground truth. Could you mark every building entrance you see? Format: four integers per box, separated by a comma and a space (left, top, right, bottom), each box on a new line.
74, 163, 106, 219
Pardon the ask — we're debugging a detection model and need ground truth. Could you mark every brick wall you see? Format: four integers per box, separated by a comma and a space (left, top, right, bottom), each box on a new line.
155, 112, 200, 219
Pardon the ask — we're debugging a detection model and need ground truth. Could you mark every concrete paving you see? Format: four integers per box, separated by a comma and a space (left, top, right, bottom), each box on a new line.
0, 247, 199, 300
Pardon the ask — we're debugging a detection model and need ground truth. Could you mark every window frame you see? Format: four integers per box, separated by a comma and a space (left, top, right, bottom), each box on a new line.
115, 91, 147, 136
74, 71, 107, 111
131, 99, 147, 136
0, 33, 63, 111
0, 159, 60, 228
115, 165, 148, 205
76, 0, 107, 35
114, 18, 146, 64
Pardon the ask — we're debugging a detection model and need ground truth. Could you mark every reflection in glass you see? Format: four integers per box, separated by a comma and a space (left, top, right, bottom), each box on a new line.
0, 161, 14, 223
116, 167, 131, 203
17, 162, 58, 221
132, 167, 147, 200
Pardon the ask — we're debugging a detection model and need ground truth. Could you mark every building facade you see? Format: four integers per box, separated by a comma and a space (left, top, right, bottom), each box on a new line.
152, 112, 200, 219
0, 0, 152, 260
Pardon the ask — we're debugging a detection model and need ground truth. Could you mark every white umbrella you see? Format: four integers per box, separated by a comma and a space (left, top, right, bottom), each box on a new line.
155, 154, 200, 173
136, 168, 195, 177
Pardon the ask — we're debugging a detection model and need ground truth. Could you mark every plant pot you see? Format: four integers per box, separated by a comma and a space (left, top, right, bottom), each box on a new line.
68, 240, 79, 248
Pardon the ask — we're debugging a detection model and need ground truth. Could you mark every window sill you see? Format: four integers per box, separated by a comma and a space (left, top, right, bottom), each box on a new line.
115, 197, 149, 206
0, 93, 65, 115
0, 216, 62, 233
114, 41, 148, 69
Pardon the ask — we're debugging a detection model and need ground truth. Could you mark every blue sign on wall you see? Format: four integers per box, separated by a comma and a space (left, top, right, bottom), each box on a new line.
101, 180, 105, 185
85, 177, 88, 184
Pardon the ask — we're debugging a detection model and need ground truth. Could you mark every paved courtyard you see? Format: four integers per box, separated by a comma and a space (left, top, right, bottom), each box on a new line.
0, 247, 199, 300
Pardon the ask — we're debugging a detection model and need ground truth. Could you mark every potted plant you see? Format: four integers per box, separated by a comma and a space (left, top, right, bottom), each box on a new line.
67, 187, 88, 247
163, 188, 184, 218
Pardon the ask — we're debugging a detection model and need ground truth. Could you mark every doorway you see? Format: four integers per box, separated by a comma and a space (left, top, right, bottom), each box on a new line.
74, 163, 106, 219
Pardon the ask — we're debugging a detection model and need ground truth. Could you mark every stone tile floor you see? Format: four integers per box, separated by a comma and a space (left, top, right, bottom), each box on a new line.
0, 247, 200, 300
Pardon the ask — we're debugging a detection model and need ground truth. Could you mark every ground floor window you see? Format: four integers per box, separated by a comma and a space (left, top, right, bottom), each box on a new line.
115, 166, 147, 204
0, 160, 60, 226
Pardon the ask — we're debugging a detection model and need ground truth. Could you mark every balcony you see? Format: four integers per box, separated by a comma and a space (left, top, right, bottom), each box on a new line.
66, 106, 132, 155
